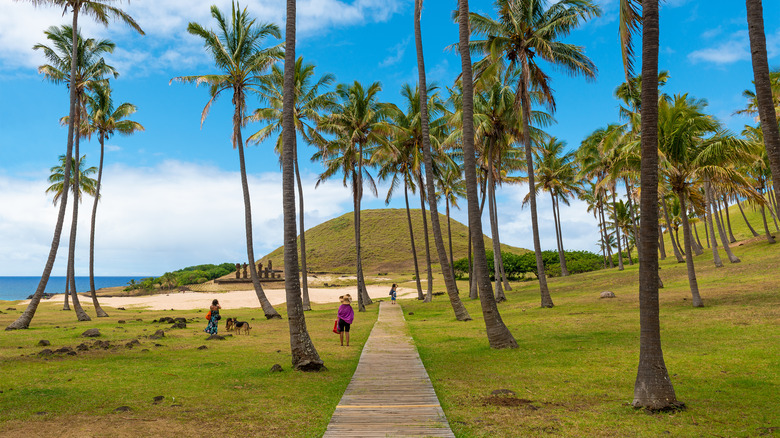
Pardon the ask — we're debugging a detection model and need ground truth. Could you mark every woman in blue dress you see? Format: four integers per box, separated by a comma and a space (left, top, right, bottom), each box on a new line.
204, 299, 221, 334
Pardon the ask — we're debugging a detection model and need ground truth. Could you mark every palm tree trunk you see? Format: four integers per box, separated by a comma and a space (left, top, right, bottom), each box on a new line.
746, 0, 780, 217
612, 190, 625, 270
737, 198, 760, 236
417, 174, 433, 303
405, 182, 424, 300
293, 139, 311, 311
723, 195, 737, 243
281, 2, 324, 369
6, 8, 80, 331
599, 207, 609, 267
446, 198, 459, 294
352, 179, 366, 312
760, 198, 776, 243
662, 197, 684, 262
415, 1, 469, 319
63, 278, 71, 310
693, 221, 704, 254
625, 233, 633, 265
68, 104, 90, 322
600, 203, 615, 267
235, 92, 280, 319
486, 146, 505, 303
712, 189, 741, 263
88, 133, 108, 317
489, 183, 511, 290
519, 55, 553, 308
658, 223, 667, 259
633, 0, 680, 408
468, 221, 478, 299
626, 179, 641, 262
689, 215, 703, 256
459, 0, 515, 348
769, 189, 780, 229
553, 194, 569, 276
678, 190, 704, 307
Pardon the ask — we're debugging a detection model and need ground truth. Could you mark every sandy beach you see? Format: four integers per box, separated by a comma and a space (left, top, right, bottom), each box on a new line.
19, 285, 418, 311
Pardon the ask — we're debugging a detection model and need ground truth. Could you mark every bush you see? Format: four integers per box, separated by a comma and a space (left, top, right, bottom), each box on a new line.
124, 263, 238, 292
453, 249, 607, 280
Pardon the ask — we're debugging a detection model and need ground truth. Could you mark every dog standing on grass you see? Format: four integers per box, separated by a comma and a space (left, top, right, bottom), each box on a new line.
225, 317, 235, 332
233, 320, 251, 335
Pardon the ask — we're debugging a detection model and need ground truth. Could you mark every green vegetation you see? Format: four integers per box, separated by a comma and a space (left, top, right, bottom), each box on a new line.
0, 301, 378, 437
262, 208, 527, 274
453, 250, 620, 280
404, 232, 779, 437
125, 263, 237, 292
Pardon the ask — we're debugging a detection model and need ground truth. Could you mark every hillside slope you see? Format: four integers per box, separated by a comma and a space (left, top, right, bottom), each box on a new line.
261, 208, 528, 274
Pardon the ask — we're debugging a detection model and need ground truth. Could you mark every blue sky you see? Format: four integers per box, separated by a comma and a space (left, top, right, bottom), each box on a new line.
0, 0, 778, 276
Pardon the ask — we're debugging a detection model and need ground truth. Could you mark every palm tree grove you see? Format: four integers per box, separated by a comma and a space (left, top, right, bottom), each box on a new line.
0, 0, 777, 436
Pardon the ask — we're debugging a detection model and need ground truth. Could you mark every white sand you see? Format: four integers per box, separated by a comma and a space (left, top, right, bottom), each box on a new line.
23, 285, 417, 311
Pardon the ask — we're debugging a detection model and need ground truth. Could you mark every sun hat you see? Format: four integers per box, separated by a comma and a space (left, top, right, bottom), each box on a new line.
340, 294, 352, 304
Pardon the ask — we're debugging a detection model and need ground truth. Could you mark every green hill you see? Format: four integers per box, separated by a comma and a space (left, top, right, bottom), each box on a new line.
261, 208, 528, 274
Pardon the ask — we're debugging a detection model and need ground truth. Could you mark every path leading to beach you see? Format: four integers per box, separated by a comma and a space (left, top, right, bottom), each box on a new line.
323, 301, 455, 437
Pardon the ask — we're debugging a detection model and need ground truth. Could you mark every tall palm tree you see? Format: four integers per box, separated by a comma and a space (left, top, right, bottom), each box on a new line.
436, 162, 467, 282
83, 82, 144, 317
7, 0, 143, 331
248, 57, 335, 311
745, 0, 780, 217
457, 0, 517, 349
466, 0, 600, 308
46, 154, 98, 312
171, 2, 281, 319
531, 137, 579, 276
622, 0, 681, 409
39, 25, 118, 322
281, 0, 324, 370
316, 81, 389, 311
415, 0, 469, 319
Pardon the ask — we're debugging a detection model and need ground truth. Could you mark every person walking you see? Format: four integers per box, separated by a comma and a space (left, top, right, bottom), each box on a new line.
390, 283, 397, 305
204, 299, 221, 335
337, 294, 354, 346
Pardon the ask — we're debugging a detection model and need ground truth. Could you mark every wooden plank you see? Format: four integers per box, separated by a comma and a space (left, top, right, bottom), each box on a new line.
323, 301, 455, 437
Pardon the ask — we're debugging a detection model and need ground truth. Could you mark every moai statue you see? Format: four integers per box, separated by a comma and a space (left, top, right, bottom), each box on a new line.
268, 260, 273, 271
257, 262, 263, 273
242, 263, 248, 279
235, 263, 241, 279
263, 267, 270, 279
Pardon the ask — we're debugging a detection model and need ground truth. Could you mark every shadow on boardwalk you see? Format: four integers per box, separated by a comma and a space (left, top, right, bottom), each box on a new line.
323, 301, 455, 438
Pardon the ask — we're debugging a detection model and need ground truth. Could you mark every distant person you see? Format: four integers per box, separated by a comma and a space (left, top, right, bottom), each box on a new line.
390, 283, 397, 304
204, 299, 221, 335
337, 294, 354, 347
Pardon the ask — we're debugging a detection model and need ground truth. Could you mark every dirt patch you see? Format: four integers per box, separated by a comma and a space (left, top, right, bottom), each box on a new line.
0, 416, 195, 438
482, 395, 536, 408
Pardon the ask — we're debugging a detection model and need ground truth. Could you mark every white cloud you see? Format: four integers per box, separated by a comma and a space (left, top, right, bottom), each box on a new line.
688, 32, 749, 65
379, 36, 411, 68
0, 0, 404, 72
0, 160, 353, 276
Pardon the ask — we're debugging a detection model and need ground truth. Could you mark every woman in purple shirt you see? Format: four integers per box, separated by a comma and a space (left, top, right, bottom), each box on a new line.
337, 294, 354, 346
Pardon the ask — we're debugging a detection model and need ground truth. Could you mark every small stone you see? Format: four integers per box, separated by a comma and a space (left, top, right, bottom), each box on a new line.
270, 364, 283, 372
35, 411, 48, 416
67, 351, 77, 356
37, 340, 51, 347
149, 330, 165, 340
600, 291, 616, 299
81, 328, 101, 338
38, 349, 53, 357
54, 347, 73, 354
6, 307, 16, 311
114, 406, 132, 412
408, 312, 414, 315
117, 320, 126, 324
170, 322, 186, 329
491, 389, 516, 396
117, 307, 125, 310
76, 344, 89, 351
206, 334, 225, 341
152, 396, 164, 404
197, 345, 208, 350
154, 343, 163, 347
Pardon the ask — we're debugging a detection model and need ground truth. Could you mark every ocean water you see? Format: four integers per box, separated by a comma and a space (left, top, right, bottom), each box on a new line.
0, 276, 147, 301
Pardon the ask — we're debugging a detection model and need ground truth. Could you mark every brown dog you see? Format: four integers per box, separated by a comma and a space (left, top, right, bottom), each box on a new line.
225, 317, 235, 332
233, 320, 251, 335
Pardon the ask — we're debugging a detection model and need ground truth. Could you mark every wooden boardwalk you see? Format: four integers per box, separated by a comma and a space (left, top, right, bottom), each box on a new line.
323, 301, 455, 438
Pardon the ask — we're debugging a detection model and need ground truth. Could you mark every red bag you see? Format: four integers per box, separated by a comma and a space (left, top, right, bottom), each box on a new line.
333, 318, 340, 334
206, 311, 212, 321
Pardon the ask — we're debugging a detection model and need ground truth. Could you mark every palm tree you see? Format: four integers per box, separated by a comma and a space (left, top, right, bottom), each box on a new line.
171, 1, 281, 319
531, 137, 579, 276
436, 162, 467, 283
280, 0, 324, 370
624, 0, 681, 409
83, 82, 144, 317
415, 0, 469, 319
39, 25, 118, 322
745, 0, 780, 217
46, 154, 97, 312
7, 0, 143, 331
248, 57, 335, 311
456, 0, 517, 348
466, 0, 600, 308
315, 81, 389, 311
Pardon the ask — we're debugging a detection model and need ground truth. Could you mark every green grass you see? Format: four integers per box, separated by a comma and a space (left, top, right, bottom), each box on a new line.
401, 205, 779, 437
0, 302, 378, 437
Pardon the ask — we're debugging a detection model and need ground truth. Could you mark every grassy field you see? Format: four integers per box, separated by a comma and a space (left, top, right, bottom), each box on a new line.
401, 204, 779, 437
0, 302, 378, 437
